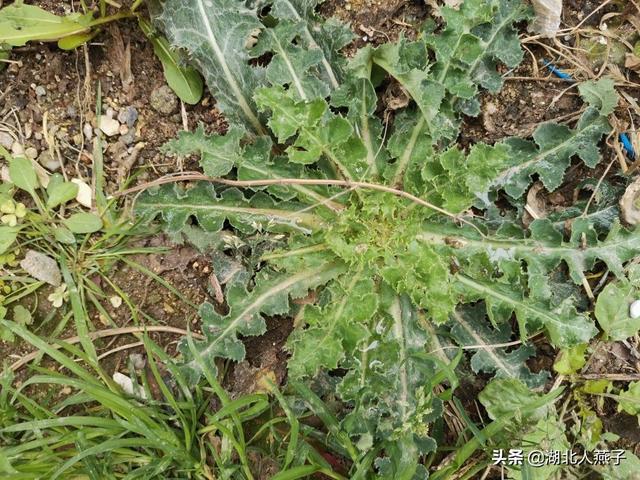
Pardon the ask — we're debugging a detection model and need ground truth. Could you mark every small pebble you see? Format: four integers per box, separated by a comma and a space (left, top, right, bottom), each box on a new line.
130, 353, 146, 370
631, 300, 640, 319
117, 106, 138, 126
83, 123, 93, 140
98, 115, 120, 137
25, 147, 38, 159
35, 86, 46, 97
11, 142, 24, 156
0, 132, 13, 149
119, 124, 129, 136
105, 107, 115, 119
150, 85, 178, 115
37, 151, 59, 171
120, 129, 136, 145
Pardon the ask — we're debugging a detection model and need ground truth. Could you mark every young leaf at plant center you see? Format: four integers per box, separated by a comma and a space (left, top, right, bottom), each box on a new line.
0, 3, 94, 47
139, 18, 203, 105
63, 212, 103, 234
595, 265, 640, 341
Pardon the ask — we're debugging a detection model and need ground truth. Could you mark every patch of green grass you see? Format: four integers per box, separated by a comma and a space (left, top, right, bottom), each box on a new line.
0, 322, 352, 479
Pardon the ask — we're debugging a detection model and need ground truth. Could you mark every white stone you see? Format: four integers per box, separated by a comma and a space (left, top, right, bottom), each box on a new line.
98, 115, 120, 136
112, 372, 147, 399
71, 178, 93, 208
25, 147, 38, 159
630, 300, 640, 320
11, 141, 24, 156
83, 123, 93, 140
0, 132, 13, 149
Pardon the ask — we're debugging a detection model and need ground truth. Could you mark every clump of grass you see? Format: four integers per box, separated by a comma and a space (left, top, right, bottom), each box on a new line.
0, 322, 352, 479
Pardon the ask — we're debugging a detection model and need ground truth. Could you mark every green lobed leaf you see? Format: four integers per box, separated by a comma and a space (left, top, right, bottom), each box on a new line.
287, 271, 376, 378
268, 0, 352, 89
450, 304, 548, 387
338, 293, 442, 466
255, 85, 369, 180
456, 274, 596, 347
617, 381, 640, 416
331, 74, 387, 180
578, 76, 618, 116
553, 344, 588, 375
250, 20, 329, 100
491, 107, 611, 198
179, 260, 346, 383
155, 0, 266, 133
135, 182, 323, 235
162, 125, 244, 177
465, 0, 532, 93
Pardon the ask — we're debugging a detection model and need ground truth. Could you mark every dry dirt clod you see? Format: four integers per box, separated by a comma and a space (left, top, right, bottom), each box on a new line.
150, 85, 178, 115
20, 250, 61, 286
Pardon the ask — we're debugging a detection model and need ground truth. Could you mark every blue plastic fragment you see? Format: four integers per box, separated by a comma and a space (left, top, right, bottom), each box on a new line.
620, 133, 636, 160
543, 60, 574, 81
